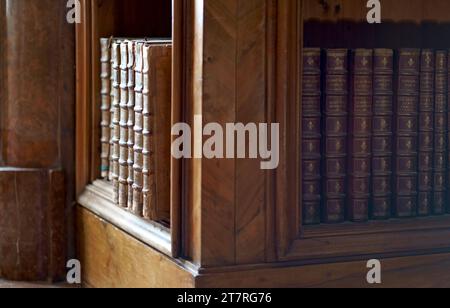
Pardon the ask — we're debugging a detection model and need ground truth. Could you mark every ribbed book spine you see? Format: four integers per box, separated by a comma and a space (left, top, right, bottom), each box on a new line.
119, 42, 129, 208
109, 39, 115, 182
372, 49, 394, 219
100, 38, 111, 179
433, 51, 448, 215
418, 50, 435, 216
323, 49, 348, 224
132, 42, 144, 216
142, 45, 155, 220
348, 49, 373, 222
111, 42, 121, 204
302, 48, 322, 225
394, 49, 420, 218
127, 41, 135, 209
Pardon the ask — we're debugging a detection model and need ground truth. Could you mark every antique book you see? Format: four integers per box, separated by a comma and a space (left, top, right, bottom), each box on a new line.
111, 41, 121, 204
142, 42, 172, 222
109, 39, 115, 182
127, 40, 135, 209
119, 42, 129, 208
132, 42, 144, 216
418, 50, 435, 216
348, 49, 373, 222
322, 49, 348, 224
372, 49, 394, 219
394, 49, 420, 218
433, 50, 448, 215
302, 48, 322, 225
100, 38, 111, 179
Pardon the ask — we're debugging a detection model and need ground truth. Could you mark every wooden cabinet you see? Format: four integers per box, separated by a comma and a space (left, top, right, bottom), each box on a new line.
76, 0, 450, 287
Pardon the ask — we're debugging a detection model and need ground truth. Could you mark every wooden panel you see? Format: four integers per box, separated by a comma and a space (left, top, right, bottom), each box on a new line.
185, 0, 278, 267
1, 0, 74, 169
200, 0, 238, 266
0, 0, 74, 281
0, 169, 66, 281
76, 207, 195, 288
275, 0, 302, 257
235, 0, 268, 264
196, 252, 450, 288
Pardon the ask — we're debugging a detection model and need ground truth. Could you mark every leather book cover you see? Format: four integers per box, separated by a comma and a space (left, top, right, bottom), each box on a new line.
433, 50, 448, 215
111, 41, 121, 205
418, 49, 435, 216
302, 48, 322, 225
109, 40, 115, 182
348, 49, 373, 222
119, 42, 129, 208
127, 40, 135, 209
142, 43, 172, 223
100, 38, 111, 179
394, 49, 420, 218
132, 42, 144, 216
372, 49, 394, 219
322, 49, 348, 223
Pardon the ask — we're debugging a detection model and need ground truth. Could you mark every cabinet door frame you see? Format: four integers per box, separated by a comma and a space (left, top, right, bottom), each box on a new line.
276, 0, 450, 262
75, 0, 182, 257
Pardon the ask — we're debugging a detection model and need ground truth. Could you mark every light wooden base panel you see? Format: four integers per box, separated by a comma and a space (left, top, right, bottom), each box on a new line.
76, 207, 195, 288
77, 207, 450, 288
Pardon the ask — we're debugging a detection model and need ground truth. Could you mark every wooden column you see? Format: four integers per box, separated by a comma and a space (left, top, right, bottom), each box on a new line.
0, 0, 75, 281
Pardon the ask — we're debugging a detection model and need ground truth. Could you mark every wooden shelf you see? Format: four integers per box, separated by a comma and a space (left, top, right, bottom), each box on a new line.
303, 0, 450, 49
304, 0, 450, 23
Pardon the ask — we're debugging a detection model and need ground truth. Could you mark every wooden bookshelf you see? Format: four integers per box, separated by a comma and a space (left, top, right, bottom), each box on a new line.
75, 0, 450, 287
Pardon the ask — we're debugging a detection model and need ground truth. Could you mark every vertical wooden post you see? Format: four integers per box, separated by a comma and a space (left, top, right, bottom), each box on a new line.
0, 0, 75, 281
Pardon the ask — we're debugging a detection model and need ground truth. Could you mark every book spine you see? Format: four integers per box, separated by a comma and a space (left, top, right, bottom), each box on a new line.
418, 50, 435, 216
127, 41, 135, 210
111, 42, 121, 204
132, 42, 144, 216
119, 42, 129, 208
372, 49, 394, 219
302, 48, 322, 225
142, 45, 155, 220
433, 51, 448, 215
348, 49, 373, 222
323, 49, 348, 224
100, 38, 111, 179
109, 39, 115, 182
150, 45, 172, 222
394, 49, 420, 218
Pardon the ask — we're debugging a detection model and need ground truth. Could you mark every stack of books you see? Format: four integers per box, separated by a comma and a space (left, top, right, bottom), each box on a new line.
99, 38, 172, 224
302, 48, 450, 225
